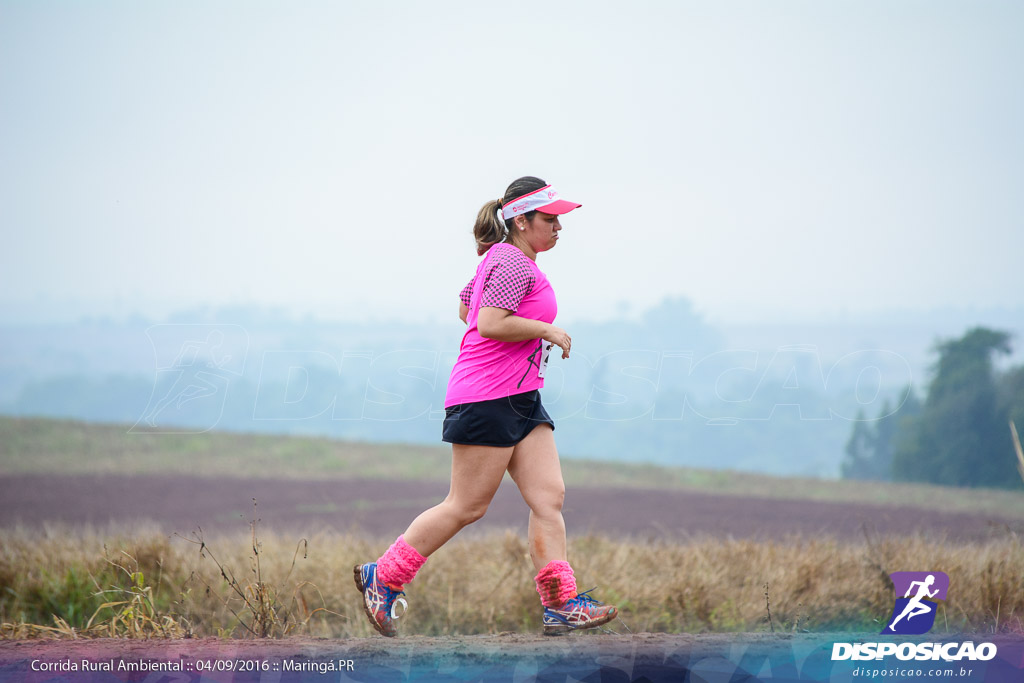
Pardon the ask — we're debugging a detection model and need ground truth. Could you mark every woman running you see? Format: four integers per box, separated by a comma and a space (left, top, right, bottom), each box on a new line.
353, 175, 618, 637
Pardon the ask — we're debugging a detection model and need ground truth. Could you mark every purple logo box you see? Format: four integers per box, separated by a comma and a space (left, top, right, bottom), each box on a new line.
890, 571, 949, 602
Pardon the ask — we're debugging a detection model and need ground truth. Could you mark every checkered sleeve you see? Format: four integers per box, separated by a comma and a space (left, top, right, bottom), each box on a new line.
459, 279, 473, 307
479, 249, 535, 313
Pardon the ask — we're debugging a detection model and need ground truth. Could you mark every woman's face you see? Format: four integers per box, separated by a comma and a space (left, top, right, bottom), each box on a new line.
518, 211, 562, 254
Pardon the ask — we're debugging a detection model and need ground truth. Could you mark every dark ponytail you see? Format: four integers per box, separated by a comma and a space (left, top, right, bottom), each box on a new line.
472, 175, 547, 256
473, 198, 506, 256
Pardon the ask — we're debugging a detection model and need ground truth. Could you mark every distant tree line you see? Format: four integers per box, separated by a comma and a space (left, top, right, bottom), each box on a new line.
842, 327, 1024, 488
4, 297, 907, 477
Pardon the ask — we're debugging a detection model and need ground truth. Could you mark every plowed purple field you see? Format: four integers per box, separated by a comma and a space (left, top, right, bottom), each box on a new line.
0, 474, 1016, 540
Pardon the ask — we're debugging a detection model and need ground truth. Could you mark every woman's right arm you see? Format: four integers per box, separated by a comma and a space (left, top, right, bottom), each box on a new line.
477, 307, 571, 358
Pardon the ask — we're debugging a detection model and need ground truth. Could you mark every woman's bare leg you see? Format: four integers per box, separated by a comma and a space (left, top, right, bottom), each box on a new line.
506, 424, 567, 572
401, 442, 514, 556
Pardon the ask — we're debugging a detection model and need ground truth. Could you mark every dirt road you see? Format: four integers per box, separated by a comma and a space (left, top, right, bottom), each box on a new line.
3, 632, 1024, 682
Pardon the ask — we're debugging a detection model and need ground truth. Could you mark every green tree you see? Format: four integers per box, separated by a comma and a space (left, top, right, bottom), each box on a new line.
840, 386, 920, 481
892, 327, 1018, 488
841, 409, 876, 480
999, 365, 1024, 435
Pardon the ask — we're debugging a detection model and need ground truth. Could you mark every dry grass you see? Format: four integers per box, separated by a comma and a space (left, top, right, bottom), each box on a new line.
2, 525, 1022, 639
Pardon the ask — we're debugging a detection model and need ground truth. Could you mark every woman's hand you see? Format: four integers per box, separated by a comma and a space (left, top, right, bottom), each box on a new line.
543, 325, 572, 359
477, 308, 572, 358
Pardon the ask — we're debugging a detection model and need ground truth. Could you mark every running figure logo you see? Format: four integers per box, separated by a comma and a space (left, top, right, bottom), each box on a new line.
882, 571, 949, 635
518, 339, 553, 388
133, 324, 248, 433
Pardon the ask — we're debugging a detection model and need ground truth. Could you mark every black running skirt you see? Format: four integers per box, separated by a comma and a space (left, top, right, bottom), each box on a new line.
442, 390, 554, 447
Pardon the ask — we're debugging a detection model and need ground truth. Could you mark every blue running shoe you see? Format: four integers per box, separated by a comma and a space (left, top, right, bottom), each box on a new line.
353, 562, 407, 637
542, 588, 618, 635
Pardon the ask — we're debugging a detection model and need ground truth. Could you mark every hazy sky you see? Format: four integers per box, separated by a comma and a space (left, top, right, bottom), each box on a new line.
2, 1, 1022, 326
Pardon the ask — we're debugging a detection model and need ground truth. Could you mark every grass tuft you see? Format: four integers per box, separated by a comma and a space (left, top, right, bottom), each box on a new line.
2, 528, 1023, 639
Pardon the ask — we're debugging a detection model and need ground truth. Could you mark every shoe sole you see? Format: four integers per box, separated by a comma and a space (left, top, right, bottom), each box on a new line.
353, 564, 397, 638
542, 607, 618, 636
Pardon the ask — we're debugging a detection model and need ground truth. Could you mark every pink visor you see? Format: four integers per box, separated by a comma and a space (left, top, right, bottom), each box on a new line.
500, 185, 581, 220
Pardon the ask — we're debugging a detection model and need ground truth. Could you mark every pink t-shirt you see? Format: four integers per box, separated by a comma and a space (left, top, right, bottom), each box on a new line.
445, 243, 557, 408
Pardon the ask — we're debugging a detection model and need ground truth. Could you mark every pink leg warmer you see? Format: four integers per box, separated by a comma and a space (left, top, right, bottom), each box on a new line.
534, 560, 577, 608
376, 535, 427, 588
